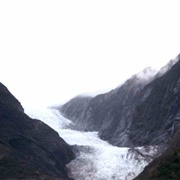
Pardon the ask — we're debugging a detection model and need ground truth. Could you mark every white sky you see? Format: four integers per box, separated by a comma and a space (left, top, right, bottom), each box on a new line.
0, 0, 180, 107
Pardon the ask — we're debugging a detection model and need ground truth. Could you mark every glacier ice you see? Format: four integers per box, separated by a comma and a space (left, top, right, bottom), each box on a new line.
25, 107, 157, 180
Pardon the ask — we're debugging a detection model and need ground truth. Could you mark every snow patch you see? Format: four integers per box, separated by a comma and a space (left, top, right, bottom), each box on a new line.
136, 66, 157, 82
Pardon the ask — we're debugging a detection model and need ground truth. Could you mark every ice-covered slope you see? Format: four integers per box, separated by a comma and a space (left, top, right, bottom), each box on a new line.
25, 107, 158, 180
25, 107, 72, 131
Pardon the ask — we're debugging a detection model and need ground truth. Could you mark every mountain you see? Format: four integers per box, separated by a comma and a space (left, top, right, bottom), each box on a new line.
129, 56, 180, 147
60, 67, 158, 146
60, 55, 180, 149
0, 82, 74, 180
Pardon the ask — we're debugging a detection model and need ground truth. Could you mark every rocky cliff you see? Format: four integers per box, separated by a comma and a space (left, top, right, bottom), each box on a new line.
0, 82, 74, 180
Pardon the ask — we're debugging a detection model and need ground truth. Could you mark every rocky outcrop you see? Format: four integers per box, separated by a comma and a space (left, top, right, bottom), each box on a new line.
0, 83, 74, 180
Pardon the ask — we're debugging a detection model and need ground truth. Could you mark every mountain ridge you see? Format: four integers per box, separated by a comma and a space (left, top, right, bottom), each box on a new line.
60, 56, 180, 146
0, 82, 75, 180
60, 54, 180, 179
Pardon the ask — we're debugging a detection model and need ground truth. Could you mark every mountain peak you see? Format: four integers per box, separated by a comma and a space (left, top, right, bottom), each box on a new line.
135, 66, 157, 81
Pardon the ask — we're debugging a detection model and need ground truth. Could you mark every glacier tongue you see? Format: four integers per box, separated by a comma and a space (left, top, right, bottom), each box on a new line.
25, 107, 157, 180
24, 107, 72, 130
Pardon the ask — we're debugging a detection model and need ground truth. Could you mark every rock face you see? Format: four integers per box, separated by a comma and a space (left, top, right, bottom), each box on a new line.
129, 57, 180, 146
97, 76, 150, 146
0, 83, 74, 180
135, 126, 180, 180
60, 96, 92, 125
60, 55, 180, 149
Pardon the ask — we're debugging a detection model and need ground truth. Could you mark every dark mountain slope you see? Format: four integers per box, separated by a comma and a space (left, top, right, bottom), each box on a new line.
0, 82, 74, 180
97, 76, 149, 146
60, 96, 92, 125
135, 125, 180, 180
99, 58, 180, 147
129, 57, 180, 146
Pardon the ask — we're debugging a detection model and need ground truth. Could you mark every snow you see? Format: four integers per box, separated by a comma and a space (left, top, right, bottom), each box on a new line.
24, 107, 72, 131
136, 66, 157, 82
25, 107, 157, 180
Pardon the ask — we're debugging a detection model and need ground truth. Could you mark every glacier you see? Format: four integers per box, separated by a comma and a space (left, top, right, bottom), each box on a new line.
25, 107, 158, 180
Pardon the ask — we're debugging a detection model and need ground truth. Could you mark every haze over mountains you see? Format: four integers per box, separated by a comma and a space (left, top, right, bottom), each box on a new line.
1, 54, 180, 179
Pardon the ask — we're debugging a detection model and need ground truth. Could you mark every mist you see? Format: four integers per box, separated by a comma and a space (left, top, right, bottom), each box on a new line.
0, 1, 180, 107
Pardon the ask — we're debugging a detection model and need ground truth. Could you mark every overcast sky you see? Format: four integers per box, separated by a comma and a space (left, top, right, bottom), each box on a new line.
0, 0, 180, 107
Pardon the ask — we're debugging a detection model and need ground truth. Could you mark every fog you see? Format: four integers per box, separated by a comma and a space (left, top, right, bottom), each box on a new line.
0, 0, 180, 107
